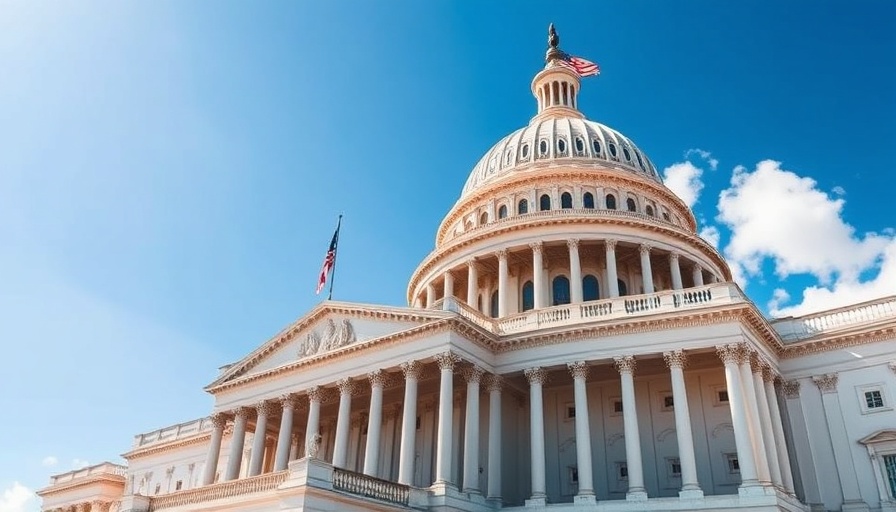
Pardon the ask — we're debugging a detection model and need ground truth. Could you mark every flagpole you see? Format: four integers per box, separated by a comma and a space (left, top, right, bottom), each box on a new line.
327, 214, 343, 301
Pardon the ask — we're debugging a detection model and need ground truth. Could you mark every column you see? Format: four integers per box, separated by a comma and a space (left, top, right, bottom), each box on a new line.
606, 239, 620, 297
497, 250, 509, 317
486, 375, 502, 501
466, 260, 478, 308
201, 413, 226, 485
669, 252, 683, 290
812, 374, 869, 510
305, 387, 322, 457
568, 239, 583, 304
443, 272, 454, 300
462, 366, 484, 493
614, 356, 647, 500
248, 401, 273, 476
524, 367, 547, 504
435, 351, 460, 485
274, 395, 295, 470
764, 371, 795, 494
639, 244, 654, 294
333, 378, 354, 468
426, 284, 436, 308
751, 360, 782, 488
567, 362, 595, 501
737, 347, 771, 484
224, 407, 249, 481
398, 361, 421, 485
663, 350, 702, 497
90, 501, 110, 512
716, 344, 759, 488
531, 242, 546, 309
692, 264, 704, 286
363, 370, 386, 476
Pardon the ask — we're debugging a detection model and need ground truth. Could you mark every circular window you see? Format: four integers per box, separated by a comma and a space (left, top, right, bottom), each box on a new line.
592, 140, 601, 154
557, 139, 566, 153
521, 144, 529, 158
539, 139, 548, 155
623, 147, 631, 161
575, 138, 584, 153
609, 143, 617, 157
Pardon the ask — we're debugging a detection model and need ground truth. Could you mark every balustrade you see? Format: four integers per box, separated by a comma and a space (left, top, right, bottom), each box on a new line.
147, 471, 288, 511
332, 468, 410, 506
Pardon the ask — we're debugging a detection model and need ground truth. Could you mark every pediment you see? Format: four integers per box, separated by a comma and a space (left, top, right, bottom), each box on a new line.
208, 301, 450, 388
858, 429, 896, 445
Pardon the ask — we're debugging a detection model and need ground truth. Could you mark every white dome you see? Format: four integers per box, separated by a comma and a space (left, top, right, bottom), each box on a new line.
461, 117, 661, 198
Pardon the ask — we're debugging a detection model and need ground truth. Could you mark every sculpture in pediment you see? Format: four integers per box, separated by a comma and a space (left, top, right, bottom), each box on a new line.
297, 318, 357, 359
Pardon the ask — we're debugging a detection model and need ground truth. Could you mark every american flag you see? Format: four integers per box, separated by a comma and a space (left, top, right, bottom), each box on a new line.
316, 222, 340, 295
559, 53, 600, 77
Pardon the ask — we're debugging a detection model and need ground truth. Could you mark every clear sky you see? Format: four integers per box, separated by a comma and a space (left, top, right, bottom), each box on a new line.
1, 2, 894, 510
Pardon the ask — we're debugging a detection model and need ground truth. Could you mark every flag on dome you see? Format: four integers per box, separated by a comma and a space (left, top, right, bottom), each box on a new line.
559, 52, 600, 77
316, 217, 341, 296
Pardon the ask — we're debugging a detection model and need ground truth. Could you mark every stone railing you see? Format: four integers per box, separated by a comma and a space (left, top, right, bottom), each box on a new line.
147, 471, 288, 511
50, 462, 127, 485
332, 468, 410, 507
134, 417, 214, 447
773, 295, 896, 342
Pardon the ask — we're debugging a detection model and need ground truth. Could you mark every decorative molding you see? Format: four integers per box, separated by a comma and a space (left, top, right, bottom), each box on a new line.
715, 343, 743, 365
639, 243, 652, 256
232, 407, 249, 421
495, 249, 508, 260
368, 370, 387, 388
889, 361, 896, 375
485, 374, 503, 393
400, 360, 423, 380
656, 428, 676, 443
336, 378, 355, 396
567, 361, 590, 380
812, 373, 839, 394
662, 349, 687, 369
256, 401, 274, 417
524, 367, 548, 385
566, 238, 580, 251
462, 365, 485, 384
279, 394, 298, 410
210, 413, 227, 429
668, 251, 680, 262
613, 355, 636, 374
528, 241, 543, 254
605, 239, 617, 251
607, 433, 625, 446
435, 351, 460, 371
306, 386, 323, 403
711, 423, 734, 438
782, 380, 801, 399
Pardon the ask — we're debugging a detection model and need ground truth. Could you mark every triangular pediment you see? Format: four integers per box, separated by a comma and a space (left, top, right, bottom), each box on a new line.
858, 429, 896, 445
207, 301, 452, 389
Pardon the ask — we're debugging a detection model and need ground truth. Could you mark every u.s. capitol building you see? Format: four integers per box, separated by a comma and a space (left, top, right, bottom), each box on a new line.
38, 28, 896, 512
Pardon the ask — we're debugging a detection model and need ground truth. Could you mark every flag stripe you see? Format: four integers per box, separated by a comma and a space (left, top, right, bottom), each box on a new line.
559, 53, 601, 77
316, 227, 339, 294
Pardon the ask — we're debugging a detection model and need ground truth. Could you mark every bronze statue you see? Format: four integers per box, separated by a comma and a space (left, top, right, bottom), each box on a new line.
548, 23, 559, 49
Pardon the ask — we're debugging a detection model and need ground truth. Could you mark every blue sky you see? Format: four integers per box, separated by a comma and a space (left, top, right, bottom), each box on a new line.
1, 2, 894, 509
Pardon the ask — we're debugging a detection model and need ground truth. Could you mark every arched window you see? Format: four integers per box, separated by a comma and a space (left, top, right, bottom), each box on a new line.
618, 279, 628, 297
592, 139, 601, 154
626, 198, 637, 212
498, 205, 508, 219
645, 205, 654, 217
557, 139, 567, 154
552, 276, 571, 306
583, 192, 595, 209
662, 212, 670, 222
521, 144, 530, 159
609, 143, 618, 158
540, 194, 551, 211
623, 147, 632, 162
490, 291, 499, 318
575, 137, 585, 154
539, 139, 548, 156
518, 199, 528, 215
606, 194, 617, 210
583, 275, 600, 301
480, 212, 488, 225
561, 192, 573, 209
521, 281, 534, 311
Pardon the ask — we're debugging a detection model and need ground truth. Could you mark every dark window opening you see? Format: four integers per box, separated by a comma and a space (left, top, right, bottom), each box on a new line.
606, 194, 617, 210
583, 192, 595, 209
583, 275, 600, 301
561, 192, 573, 209
539, 194, 551, 211
552, 276, 570, 306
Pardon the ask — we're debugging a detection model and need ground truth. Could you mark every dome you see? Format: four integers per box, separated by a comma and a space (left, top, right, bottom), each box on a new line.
460, 115, 662, 199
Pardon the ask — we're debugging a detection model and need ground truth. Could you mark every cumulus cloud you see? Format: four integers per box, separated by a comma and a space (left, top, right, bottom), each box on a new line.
41, 456, 57, 467
685, 148, 719, 170
699, 225, 720, 248
0, 482, 34, 512
663, 161, 705, 208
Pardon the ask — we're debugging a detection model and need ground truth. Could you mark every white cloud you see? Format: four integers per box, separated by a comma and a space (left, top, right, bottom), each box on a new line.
767, 288, 791, 312
0, 482, 34, 512
71, 459, 89, 470
40, 456, 57, 467
699, 225, 720, 248
832, 185, 846, 196
663, 161, 705, 208
685, 148, 719, 170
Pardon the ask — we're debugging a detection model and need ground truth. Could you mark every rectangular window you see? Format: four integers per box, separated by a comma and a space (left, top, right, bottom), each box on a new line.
565, 405, 576, 420
416, 416, 421, 430
663, 395, 675, 410
175, 480, 182, 491
569, 466, 579, 484
614, 401, 623, 413
617, 462, 628, 479
667, 457, 682, 476
884, 454, 896, 500
725, 453, 740, 474
866, 390, 885, 409
718, 390, 729, 403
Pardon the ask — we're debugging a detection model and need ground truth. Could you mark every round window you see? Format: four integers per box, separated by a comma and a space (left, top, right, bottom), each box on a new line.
609, 143, 617, 157
558, 139, 566, 153
539, 140, 548, 155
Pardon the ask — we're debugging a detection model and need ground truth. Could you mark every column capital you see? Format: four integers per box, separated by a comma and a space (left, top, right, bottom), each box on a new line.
495, 249, 508, 260
529, 241, 544, 253
524, 366, 548, 385
210, 412, 227, 429
566, 238, 580, 250
567, 361, 590, 380
368, 370, 387, 388
668, 251, 680, 262
435, 351, 460, 371
232, 406, 249, 420
462, 365, 485, 384
91, 501, 110, 512
693, 263, 704, 272
485, 374, 503, 393
662, 349, 687, 369
466, 258, 478, 269
639, 243, 652, 256
605, 239, 617, 251
279, 394, 298, 410
751, 354, 770, 375
812, 373, 839, 394
782, 380, 801, 399
613, 355, 636, 374
715, 343, 745, 365
400, 360, 423, 379
306, 385, 323, 403
337, 377, 355, 396
761, 365, 779, 383
256, 400, 275, 417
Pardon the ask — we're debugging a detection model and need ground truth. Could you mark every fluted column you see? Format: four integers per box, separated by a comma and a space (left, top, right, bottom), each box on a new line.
567, 362, 595, 500
716, 344, 759, 487
443, 272, 454, 300
397, 361, 422, 484
751, 359, 782, 488
274, 396, 295, 470
606, 239, 620, 297
669, 252, 683, 290
497, 250, 509, 317
524, 367, 547, 503
202, 413, 226, 485
333, 378, 355, 468
615, 356, 647, 500
663, 350, 702, 497
531, 242, 546, 309
764, 371, 795, 494
363, 371, 386, 476
224, 407, 249, 480
435, 352, 459, 485
567, 239, 583, 304
248, 401, 273, 476
466, 260, 478, 308
426, 284, 436, 308
305, 387, 322, 457
737, 347, 771, 484
486, 375, 502, 501
462, 365, 484, 493
639, 244, 654, 294
692, 264, 704, 286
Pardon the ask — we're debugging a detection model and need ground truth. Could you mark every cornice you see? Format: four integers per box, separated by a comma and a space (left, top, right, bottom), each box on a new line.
780, 324, 896, 358
439, 166, 696, 244
36, 475, 125, 497
121, 431, 213, 460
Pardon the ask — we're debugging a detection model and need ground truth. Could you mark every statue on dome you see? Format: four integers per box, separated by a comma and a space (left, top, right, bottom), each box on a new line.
548, 23, 560, 49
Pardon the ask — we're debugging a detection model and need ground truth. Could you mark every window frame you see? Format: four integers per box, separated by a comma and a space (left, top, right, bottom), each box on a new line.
857, 383, 893, 414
